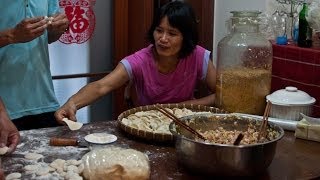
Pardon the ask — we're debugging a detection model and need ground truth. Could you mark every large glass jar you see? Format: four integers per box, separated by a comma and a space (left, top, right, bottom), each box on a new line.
215, 11, 273, 115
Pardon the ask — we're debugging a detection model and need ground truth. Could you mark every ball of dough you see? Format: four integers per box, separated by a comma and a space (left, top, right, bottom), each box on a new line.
24, 164, 40, 171
0, 146, 9, 155
5, 172, 21, 180
82, 147, 150, 180
24, 153, 43, 160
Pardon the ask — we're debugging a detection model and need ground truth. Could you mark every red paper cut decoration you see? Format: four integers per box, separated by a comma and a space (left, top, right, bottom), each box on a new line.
59, 0, 96, 44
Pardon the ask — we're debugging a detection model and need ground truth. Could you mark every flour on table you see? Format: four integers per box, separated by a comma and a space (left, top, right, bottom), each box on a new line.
5, 172, 21, 180
84, 133, 117, 144
0, 146, 9, 155
25, 153, 44, 160
2, 127, 88, 179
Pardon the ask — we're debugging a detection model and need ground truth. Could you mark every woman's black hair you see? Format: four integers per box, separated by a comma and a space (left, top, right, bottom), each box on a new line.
147, 1, 198, 59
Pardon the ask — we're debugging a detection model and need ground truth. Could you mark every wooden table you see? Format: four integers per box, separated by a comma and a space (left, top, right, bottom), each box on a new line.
2, 121, 320, 179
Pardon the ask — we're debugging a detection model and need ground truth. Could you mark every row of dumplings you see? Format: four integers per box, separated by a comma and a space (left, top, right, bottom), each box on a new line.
121, 108, 212, 134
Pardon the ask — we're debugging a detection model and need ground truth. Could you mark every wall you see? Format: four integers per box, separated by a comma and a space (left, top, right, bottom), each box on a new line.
49, 0, 113, 123
272, 44, 320, 117
88, 0, 113, 121
49, 38, 90, 124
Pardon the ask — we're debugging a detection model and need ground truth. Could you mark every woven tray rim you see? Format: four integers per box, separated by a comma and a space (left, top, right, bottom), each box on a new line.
117, 103, 227, 142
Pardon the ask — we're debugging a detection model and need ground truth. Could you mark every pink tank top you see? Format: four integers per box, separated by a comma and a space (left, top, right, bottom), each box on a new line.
120, 44, 210, 106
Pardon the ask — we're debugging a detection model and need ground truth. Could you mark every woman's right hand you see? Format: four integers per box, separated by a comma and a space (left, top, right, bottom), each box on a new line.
54, 100, 78, 124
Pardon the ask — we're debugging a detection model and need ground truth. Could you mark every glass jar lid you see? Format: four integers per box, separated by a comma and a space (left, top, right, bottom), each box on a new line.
229, 10, 262, 31
230, 11, 261, 18
266, 86, 316, 105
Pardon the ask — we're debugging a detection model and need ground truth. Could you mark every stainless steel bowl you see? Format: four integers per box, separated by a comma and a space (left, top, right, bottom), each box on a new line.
169, 114, 284, 176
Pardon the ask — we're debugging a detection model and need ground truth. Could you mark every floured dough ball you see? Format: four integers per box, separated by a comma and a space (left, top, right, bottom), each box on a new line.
82, 147, 150, 180
36, 166, 50, 176
25, 153, 43, 160
44, 16, 54, 25
24, 164, 40, 172
0, 146, 9, 155
5, 172, 21, 180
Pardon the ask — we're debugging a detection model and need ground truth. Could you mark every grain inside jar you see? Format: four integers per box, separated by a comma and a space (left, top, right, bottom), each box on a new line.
215, 67, 271, 115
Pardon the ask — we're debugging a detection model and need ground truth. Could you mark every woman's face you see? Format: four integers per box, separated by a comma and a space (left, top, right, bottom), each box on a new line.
153, 16, 183, 58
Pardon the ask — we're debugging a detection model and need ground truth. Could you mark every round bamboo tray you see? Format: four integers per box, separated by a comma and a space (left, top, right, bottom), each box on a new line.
117, 104, 227, 142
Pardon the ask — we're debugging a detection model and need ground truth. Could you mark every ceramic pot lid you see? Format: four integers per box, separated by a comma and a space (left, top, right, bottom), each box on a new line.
266, 86, 316, 105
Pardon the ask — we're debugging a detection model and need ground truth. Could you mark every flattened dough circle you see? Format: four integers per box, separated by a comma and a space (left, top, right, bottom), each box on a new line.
84, 133, 117, 144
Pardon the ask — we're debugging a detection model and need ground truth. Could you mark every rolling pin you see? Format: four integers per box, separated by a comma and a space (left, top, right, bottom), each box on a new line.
49, 137, 81, 146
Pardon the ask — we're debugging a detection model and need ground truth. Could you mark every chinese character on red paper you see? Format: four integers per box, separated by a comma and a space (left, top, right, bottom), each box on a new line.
59, 0, 96, 44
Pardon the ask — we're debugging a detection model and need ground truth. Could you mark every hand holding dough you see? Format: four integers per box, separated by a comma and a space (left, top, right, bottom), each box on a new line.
62, 118, 83, 131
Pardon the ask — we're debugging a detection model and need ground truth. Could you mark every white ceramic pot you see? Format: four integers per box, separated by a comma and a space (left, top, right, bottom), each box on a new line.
266, 86, 316, 121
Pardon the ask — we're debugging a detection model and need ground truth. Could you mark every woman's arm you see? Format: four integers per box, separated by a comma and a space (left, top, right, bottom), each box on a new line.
55, 63, 130, 122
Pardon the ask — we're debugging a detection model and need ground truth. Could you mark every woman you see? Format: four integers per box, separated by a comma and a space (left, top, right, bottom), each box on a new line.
55, 1, 216, 122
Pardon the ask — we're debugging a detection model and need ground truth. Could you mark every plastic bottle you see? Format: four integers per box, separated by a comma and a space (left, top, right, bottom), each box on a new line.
293, 16, 299, 43
298, 3, 312, 47
272, 11, 288, 45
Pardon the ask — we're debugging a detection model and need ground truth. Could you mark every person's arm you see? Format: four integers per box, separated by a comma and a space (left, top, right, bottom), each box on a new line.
47, 13, 69, 43
0, 17, 48, 48
55, 63, 130, 122
0, 29, 14, 47
182, 59, 216, 106
0, 98, 20, 154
